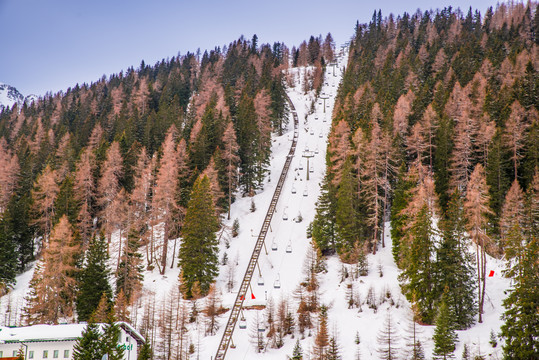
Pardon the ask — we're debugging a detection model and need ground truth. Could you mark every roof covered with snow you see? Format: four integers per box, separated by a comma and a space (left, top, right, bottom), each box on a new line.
0, 324, 84, 343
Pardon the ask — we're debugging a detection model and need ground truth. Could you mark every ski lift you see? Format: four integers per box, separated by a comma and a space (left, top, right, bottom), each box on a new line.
310, 128, 314, 135
315, 116, 318, 120
239, 316, 247, 329
310, 165, 314, 173
271, 239, 278, 251
299, 161, 304, 170
283, 207, 288, 220
323, 117, 327, 122
257, 275, 264, 286
315, 145, 319, 154
258, 322, 266, 332
319, 132, 323, 138
291, 185, 297, 194
286, 241, 293, 253
303, 188, 308, 197
273, 274, 281, 289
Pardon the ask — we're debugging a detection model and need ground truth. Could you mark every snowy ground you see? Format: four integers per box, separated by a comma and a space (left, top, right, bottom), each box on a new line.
0, 48, 511, 360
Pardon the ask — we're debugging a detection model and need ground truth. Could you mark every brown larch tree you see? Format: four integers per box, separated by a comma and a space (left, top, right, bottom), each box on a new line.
25, 215, 79, 324
362, 121, 386, 253
352, 127, 367, 199
393, 90, 414, 137
130, 147, 154, 266
464, 163, 492, 323
500, 179, 525, 255
476, 114, 496, 168
254, 90, 272, 175
153, 126, 180, 274
407, 122, 428, 167
31, 164, 59, 242
312, 306, 330, 360
0, 138, 19, 214
450, 107, 477, 193
421, 104, 439, 170
328, 120, 351, 185
74, 148, 96, 245
97, 141, 124, 242
110, 188, 129, 269
202, 156, 224, 214
221, 120, 240, 219
503, 100, 528, 180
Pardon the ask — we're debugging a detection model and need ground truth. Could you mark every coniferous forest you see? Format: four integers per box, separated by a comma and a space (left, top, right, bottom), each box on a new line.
1, 2, 538, 359
311, 2, 538, 358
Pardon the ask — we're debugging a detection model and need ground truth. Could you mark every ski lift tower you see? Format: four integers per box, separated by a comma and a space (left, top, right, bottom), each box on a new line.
320, 94, 329, 113
302, 148, 315, 181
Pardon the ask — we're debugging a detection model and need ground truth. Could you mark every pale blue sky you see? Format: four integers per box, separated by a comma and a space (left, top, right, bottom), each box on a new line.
1, 0, 499, 96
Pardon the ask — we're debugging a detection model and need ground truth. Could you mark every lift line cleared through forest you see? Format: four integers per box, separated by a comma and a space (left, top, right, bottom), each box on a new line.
214, 94, 299, 360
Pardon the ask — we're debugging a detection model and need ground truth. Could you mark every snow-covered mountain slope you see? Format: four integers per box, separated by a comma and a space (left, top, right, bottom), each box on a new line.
0, 48, 510, 360
0, 83, 38, 110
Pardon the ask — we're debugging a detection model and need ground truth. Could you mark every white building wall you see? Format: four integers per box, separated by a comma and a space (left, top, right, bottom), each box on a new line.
0, 328, 137, 360
0, 340, 76, 360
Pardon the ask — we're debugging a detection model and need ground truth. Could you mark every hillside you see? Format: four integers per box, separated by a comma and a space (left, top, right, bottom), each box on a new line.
0, 2, 538, 360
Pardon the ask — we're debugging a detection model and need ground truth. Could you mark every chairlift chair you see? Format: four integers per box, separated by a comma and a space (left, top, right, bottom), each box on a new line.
291, 185, 296, 194
273, 274, 281, 289
303, 188, 308, 197
257, 276, 264, 286
239, 316, 247, 329
286, 241, 292, 253
271, 239, 278, 251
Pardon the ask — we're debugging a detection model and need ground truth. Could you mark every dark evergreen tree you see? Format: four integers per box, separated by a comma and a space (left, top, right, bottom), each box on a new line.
501, 237, 539, 359
290, 339, 303, 360
335, 159, 358, 255
101, 312, 125, 360
432, 293, 458, 360
399, 205, 438, 324
77, 233, 112, 321
390, 163, 414, 265
327, 336, 341, 360
0, 215, 17, 294
116, 227, 144, 303
178, 175, 219, 297
72, 322, 103, 360
436, 191, 477, 329
311, 177, 337, 255
137, 341, 152, 360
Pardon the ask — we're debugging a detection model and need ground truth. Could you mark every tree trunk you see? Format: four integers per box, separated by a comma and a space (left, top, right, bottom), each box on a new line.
161, 221, 169, 275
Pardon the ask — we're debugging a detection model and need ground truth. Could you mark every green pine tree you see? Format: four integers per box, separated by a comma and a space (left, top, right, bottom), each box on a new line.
390, 163, 414, 266
137, 341, 152, 360
0, 215, 17, 294
399, 205, 438, 324
290, 339, 303, 359
436, 191, 477, 329
76, 233, 112, 322
432, 293, 458, 360
500, 237, 539, 359
311, 177, 337, 255
116, 227, 144, 302
335, 158, 359, 255
73, 321, 103, 360
327, 336, 342, 360
178, 175, 219, 297
101, 312, 125, 360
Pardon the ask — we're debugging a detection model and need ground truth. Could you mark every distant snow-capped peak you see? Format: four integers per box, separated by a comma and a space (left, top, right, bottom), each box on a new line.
0, 83, 37, 110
